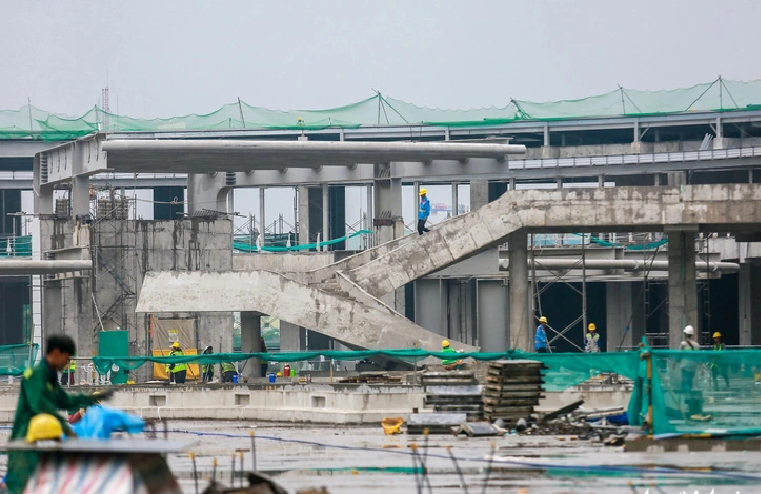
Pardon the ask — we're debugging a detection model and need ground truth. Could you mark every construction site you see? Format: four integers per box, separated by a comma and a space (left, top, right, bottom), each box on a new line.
2, 78, 761, 493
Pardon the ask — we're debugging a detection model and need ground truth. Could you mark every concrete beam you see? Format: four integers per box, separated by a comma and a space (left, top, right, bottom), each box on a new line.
136, 270, 478, 353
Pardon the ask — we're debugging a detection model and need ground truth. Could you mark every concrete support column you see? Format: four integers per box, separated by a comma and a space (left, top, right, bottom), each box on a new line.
451, 182, 459, 216
33, 155, 54, 214
365, 183, 373, 248
541, 123, 558, 158
187, 173, 226, 214
373, 165, 405, 310
667, 230, 698, 348
667, 171, 687, 187
739, 261, 761, 346
72, 176, 90, 218
259, 187, 266, 245
297, 185, 310, 244
469, 180, 489, 212
606, 282, 645, 351
280, 321, 306, 351
321, 183, 329, 243
240, 311, 262, 380
508, 231, 531, 351
477, 279, 509, 352
414, 278, 446, 337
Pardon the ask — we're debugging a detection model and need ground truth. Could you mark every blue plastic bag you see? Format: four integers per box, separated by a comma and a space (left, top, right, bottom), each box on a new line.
71, 405, 145, 439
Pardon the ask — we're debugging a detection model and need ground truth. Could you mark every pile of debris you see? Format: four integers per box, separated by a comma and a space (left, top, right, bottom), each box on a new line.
483, 360, 544, 426
422, 371, 483, 421
338, 372, 403, 384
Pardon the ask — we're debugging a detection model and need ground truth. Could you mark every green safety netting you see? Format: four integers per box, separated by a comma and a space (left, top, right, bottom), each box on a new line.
233, 230, 371, 252
0, 343, 39, 375
0, 235, 32, 257
4, 78, 761, 140
572, 233, 668, 251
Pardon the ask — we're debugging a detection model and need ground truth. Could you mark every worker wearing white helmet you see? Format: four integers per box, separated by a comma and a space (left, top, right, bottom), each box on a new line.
680, 325, 700, 392
417, 188, 431, 235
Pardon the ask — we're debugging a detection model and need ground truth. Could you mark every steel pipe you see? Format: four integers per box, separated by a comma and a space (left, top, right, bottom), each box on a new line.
498, 258, 739, 273
0, 260, 93, 275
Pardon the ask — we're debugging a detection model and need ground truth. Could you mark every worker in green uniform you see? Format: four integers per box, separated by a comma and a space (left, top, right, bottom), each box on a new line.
6, 335, 112, 494
166, 341, 187, 384
710, 331, 730, 391
221, 362, 237, 383
441, 340, 463, 371
201, 345, 215, 382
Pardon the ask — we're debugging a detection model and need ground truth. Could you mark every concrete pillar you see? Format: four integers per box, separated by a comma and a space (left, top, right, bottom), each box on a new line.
280, 321, 306, 351
297, 185, 310, 244
259, 187, 266, 245
606, 282, 644, 351
451, 183, 459, 216
240, 311, 262, 380
187, 173, 226, 214
414, 278, 445, 337
667, 230, 698, 349
365, 183, 373, 247
667, 171, 687, 187
373, 166, 405, 310
33, 155, 54, 214
321, 183, 329, 243
739, 261, 761, 346
469, 180, 488, 212
508, 232, 531, 351
477, 279, 509, 352
72, 176, 90, 218
630, 281, 646, 347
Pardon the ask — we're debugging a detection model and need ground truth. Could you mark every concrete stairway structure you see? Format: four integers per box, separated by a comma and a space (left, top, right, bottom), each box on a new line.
139, 184, 761, 353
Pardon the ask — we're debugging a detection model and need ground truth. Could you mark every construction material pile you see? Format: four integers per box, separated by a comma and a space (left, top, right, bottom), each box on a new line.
422, 371, 483, 421
483, 360, 544, 426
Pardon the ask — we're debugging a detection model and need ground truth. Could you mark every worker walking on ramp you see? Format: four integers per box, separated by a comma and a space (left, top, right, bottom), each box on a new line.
417, 188, 431, 235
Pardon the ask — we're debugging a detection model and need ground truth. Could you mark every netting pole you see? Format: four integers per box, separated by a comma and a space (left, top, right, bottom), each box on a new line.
27, 98, 33, 134
718, 75, 723, 110
237, 98, 246, 129
582, 233, 588, 347
618, 85, 626, 114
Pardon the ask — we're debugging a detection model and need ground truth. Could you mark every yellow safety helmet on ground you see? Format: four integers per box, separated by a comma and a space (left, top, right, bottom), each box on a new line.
419, 188, 427, 196
588, 323, 596, 331
712, 332, 722, 338
539, 316, 547, 323
442, 340, 450, 348
171, 341, 180, 349
26, 414, 63, 443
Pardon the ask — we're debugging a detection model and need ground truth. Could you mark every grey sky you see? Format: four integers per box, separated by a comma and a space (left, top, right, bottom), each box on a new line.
5, 1, 761, 237
3, 1, 761, 117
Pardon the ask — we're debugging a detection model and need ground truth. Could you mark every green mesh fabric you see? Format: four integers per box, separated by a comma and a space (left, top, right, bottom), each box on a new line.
233, 230, 371, 252
649, 349, 761, 437
0, 344, 39, 375
3, 78, 761, 140
0, 235, 32, 257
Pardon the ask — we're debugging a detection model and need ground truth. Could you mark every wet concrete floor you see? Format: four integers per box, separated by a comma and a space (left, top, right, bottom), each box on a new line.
161, 421, 761, 494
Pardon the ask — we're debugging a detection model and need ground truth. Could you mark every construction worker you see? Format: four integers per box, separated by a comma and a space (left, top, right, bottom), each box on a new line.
260, 336, 268, 377
60, 359, 76, 385
585, 323, 600, 353
535, 316, 549, 353
166, 342, 187, 384
440, 340, 463, 371
6, 335, 112, 494
221, 362, 237, 383
201, 345, 215, 382
417, 188, 431, 235
710, 332, 730, 391
680, 325, 700, 392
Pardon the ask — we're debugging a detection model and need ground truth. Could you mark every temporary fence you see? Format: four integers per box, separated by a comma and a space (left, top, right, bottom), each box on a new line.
0, 343, 39, 375
3, 78, 761, 140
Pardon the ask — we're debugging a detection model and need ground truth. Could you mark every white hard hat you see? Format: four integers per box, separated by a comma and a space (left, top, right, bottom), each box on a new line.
683, 325, 694, 336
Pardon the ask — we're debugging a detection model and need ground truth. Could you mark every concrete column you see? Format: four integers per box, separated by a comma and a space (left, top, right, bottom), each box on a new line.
72, 176, 90, 218
33, 155, 54, 214
478, 279, 509, 352
240, 311, 262, 380
667, 230, 698, 348
739, 261, 761, 346
373, 167, 405, 311
365, 183, 373, 248
414, 278, 445, 337
280, 321, 306, 351
630, 281, 646, 347
508, 231, 531, 351
667, 171, 687, 187
297, 185, 310, 244
187, 173, 226, 214
451, 182, 459, 216
606, 282, 637, 351
259, 187, 266, 245
469, 180, 488, 212
321, 183, 329, 243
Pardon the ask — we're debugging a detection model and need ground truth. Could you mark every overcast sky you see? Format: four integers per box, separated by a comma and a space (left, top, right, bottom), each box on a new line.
6, 1, 761, 236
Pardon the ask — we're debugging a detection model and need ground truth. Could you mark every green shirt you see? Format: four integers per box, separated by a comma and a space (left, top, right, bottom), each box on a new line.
441, 347, 458, 365
6, 361, 99, 494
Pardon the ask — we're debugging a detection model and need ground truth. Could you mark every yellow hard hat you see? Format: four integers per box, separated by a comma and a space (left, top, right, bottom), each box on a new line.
712, 332, 722, 338
171, 341, 180, 348
442, 340, 450, 347
419, 188, 427, 195
539, 316, 547, 323
588, 323, 596, 331
26, 413, 63, 443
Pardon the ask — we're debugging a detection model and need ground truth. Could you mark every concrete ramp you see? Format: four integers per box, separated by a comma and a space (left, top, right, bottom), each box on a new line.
136, 270, 477, 353
323, 185, 761, 298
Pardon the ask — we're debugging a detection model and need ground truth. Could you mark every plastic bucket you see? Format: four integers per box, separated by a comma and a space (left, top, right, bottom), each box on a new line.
232, 374, 239, 384
268, 373, 276, 383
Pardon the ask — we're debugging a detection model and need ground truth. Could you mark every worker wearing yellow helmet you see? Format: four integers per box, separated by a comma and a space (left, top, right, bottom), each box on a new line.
417, 188, 431, 235
166, 341, 187, 384
584, 323, 600, 353
710, 331, 729, 391
441, 339, 463, 370
534, 316, 549, 353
